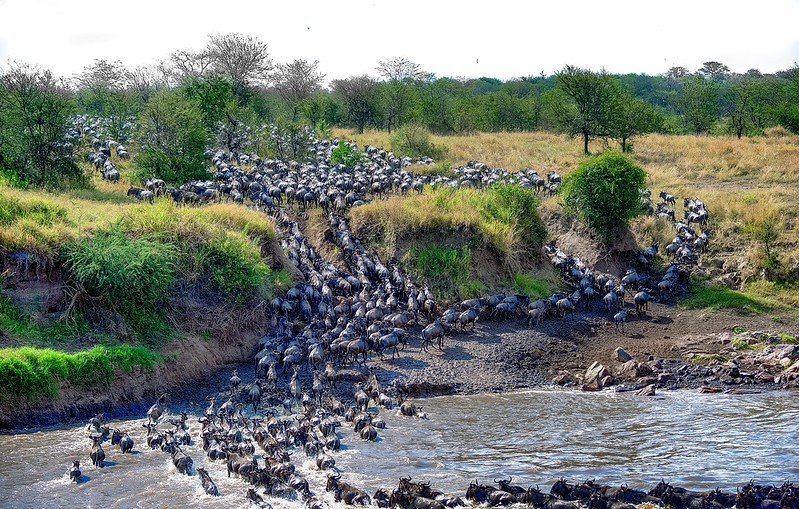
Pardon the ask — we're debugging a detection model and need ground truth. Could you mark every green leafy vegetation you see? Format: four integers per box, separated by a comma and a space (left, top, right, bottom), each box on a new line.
64, 229, 176, 311
0, 345, 161, 400
680, 283, 773, 313
330, 142, 369, 167
0, 295, 92, 343
560, 151, 647, 242
511, 273, 556, 299
689, 353, 726, 364
390, 123, 447, 159
408, 245, 471, 300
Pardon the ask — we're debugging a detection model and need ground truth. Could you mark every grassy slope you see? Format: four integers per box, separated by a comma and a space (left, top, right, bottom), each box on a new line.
0, 165, 279, 401
336, 128, 799, 310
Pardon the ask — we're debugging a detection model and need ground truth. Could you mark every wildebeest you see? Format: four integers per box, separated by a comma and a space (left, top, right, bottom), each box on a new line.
68, 460, 81, 482
327, 474, 371, 505
147, 394, 167, 424
89, 436, 105, 468
197, 467, 219, 496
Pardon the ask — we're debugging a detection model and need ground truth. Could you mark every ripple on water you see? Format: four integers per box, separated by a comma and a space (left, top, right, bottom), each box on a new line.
1, 390, 797, 507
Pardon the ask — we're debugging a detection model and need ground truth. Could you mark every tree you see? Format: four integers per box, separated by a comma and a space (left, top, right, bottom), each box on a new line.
376, 57, 429, 133
271, 59, 325, 121
168, 48, 214, 82
723, 78, 756, 139
134, 89, 209, 184
0, 62, 81, 187
677, 75, 718, 134
613, 95, 662, 152
560, 151, 647, 243
666, 66, 690, 79
332, 75, 379, 133
698, 61, 731, 81
555, 65, 622, 154
206, 33, 273, 100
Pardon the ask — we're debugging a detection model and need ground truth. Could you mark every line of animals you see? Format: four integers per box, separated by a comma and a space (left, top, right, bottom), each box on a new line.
69, 391, 799, 509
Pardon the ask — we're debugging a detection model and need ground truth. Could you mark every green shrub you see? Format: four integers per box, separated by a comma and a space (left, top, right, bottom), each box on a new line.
133, 89, 210, 184
63, 229, 176, 311
459, 279, 489, 298
410, 245, 471, 299
511, 273, 554, 298
203, 233, 271, 303
390, 123, 446, 159
560, 151, 647, 242
330, 142, 368, 167
0, 345, 161, 400
0, 295, 92, 343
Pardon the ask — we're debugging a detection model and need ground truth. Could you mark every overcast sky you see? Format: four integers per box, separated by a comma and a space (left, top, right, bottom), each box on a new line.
1, 0, 797, 84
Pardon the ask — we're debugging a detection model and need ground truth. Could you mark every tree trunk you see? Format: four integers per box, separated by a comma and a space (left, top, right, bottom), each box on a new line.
621, 137, 628, 152
583, 132, 589, 154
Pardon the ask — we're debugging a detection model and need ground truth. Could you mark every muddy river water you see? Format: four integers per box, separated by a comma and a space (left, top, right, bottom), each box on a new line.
0, 389, 796, 508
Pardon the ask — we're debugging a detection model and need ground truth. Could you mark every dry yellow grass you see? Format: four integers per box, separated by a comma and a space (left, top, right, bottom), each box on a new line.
337, 128, 799, 299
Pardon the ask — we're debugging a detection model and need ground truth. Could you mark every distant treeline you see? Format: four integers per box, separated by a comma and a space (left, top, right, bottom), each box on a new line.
1, 33, 798, 186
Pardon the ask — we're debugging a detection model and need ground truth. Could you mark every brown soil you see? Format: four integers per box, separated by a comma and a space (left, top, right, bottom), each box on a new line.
369, 302, 797, 398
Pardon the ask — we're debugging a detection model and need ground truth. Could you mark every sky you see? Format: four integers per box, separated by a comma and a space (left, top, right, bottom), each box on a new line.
0, 0, 797, 85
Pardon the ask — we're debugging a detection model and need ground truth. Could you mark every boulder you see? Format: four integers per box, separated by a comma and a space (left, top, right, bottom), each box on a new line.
657, 372, 673, 383
754, 371, 775, 383
553, 372, 575, 386
635, 384, 656, 396
614, 347, 633, 363
583, 362, 610, 390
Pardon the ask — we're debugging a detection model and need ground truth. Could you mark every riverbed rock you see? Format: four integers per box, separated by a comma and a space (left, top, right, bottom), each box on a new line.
553, 372, 575, 386
657, 372, 673, 383
583, 362, 610, 390
618, 360, 653, 380
699, 386, 723, 393
754, 371, 775, 383
636, 384, 656, 396
614, 347, 633, 363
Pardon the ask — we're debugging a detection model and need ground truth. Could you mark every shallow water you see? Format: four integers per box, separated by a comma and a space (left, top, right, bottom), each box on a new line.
1, 389, 797, 508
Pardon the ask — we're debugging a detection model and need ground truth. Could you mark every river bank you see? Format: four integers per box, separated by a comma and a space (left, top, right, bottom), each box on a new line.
3, 295, 796, 430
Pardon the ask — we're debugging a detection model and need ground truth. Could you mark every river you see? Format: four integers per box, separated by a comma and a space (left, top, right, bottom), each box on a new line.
0, 389, 796, 508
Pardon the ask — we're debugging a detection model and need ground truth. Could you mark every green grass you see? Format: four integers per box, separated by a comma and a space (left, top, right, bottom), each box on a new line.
352, 184, 547, 273
0, 345, 161, 400
0, 295, 93, 343
688, 353, 726, 364
680, 282, 774, 313
510, 273, 557, 299
408, 245, 472, 300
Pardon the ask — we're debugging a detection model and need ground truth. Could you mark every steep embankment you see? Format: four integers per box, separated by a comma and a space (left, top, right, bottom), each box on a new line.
0, 184, 283, 428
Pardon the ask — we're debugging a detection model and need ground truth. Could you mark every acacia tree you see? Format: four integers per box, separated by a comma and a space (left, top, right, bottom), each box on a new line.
555, 65, 622, 154
332, 75, 379, 133
723, 78, 756, 139
0, 62, 80, 186
271, 59, 325, 121
74, 59, 137, 142
699, 61, 731, 81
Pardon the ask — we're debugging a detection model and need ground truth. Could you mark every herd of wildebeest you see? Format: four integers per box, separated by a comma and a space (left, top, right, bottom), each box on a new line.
65, 119, 790, 509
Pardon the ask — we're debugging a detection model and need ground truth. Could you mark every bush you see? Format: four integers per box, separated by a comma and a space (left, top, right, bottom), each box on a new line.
390, 123, 446, 159
63, 229, 175, 312
560, 151, 647, 242
203, 233, 271, 303
133, 89, 210, 184
409, 245, 471, 299
330, 142, 368, 167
